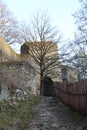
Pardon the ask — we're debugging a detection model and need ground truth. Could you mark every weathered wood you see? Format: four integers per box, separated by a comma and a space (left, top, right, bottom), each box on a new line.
42, 78, 87, 116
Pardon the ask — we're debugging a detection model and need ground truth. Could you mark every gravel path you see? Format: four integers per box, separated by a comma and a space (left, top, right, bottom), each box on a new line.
26, 96, 87, 130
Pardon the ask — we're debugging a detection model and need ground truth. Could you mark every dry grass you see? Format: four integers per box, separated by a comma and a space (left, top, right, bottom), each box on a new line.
0, 95, 41, 130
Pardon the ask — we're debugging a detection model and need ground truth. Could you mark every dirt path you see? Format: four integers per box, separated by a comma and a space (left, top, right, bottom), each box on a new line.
26, 96, 87, 130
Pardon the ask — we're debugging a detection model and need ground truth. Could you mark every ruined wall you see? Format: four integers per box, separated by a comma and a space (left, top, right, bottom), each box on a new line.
0, 61, 37, 96
0, 37, 40, 101
0, 37, 19, 62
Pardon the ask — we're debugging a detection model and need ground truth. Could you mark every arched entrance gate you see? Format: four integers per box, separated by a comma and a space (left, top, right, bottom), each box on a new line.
42, 76, 53, 96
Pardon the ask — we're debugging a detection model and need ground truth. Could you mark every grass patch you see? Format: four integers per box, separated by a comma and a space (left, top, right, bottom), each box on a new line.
0, 95, 41, 130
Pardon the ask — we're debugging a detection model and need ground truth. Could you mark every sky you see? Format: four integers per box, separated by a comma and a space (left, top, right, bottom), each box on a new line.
3, 0, 81, 53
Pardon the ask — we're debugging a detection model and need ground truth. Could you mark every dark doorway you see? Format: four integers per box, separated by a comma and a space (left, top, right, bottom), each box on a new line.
42, 76, 53, 96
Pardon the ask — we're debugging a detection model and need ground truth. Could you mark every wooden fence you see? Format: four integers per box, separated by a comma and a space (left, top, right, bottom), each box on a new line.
42, 77, 87, 115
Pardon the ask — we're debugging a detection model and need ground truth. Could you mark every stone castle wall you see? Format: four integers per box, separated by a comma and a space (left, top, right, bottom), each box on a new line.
0, 37, 78, 101
0, 61, 37, 96
0, 37, 38, 100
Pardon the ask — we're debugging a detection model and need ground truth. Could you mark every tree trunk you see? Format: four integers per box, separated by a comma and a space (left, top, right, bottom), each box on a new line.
40, 72, 43, 95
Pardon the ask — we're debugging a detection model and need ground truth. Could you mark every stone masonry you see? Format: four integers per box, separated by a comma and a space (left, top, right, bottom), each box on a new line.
0, 61, 37, 95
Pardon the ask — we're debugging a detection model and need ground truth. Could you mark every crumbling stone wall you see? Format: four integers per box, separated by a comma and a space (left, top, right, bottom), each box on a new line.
0, 61, 37, 98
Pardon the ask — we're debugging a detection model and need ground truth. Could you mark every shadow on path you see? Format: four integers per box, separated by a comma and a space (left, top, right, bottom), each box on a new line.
26, 97, 87, 130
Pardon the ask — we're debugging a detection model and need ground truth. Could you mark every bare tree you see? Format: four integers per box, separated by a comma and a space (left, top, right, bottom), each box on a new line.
67, 0, 87, 79
20, 12, 64, 94
65, 37, 87, 80
0, 0, 19, 44
73, 0, 87, 32
17, 21, 31, 44
18, 12, 61, 43
73, 0, 87, 44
